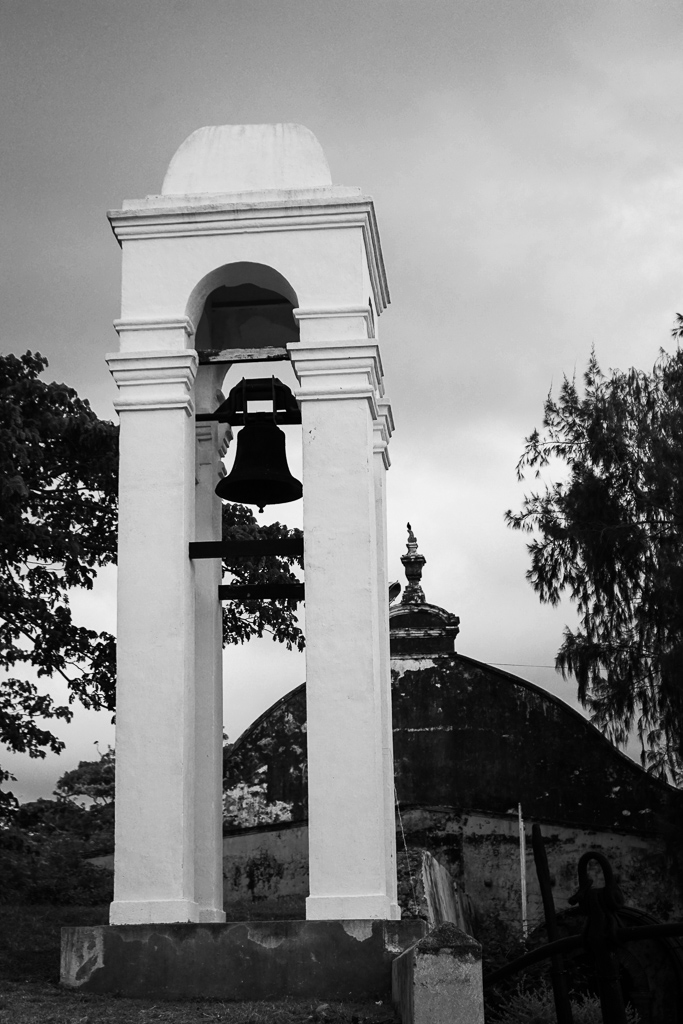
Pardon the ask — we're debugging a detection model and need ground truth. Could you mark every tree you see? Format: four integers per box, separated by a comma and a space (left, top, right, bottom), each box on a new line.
506, 324, 683, 784
219, 501, 304, 652
54, 743, 115, 806
1, 747, 116, 905
0, 352, 303, 802
0, 352, 118, 800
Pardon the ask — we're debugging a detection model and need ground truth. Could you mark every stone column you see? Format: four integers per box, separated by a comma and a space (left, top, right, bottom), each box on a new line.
107, 343, 200, 925
289, 336, 399, 920
193, 364, 230, 922
373, 402, 399, 918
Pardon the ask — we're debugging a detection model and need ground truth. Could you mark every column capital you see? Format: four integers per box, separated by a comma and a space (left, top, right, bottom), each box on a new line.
113, 316, 195, 352
293, 304, 375, 343
373, 401, 395, 470
287, 339, 384, 418
107, 350, 198, 416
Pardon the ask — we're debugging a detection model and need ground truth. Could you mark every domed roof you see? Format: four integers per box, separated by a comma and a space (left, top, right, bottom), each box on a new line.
161, 123, 332, 196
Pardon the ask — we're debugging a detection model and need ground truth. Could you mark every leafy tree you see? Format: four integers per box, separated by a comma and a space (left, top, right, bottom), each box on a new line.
54, 743, 115, 806
506, 324, 683, 783
0, 352, 118, 795
220, 502, 304, 652
0, 747, 117, 905
1, 351, 303, 802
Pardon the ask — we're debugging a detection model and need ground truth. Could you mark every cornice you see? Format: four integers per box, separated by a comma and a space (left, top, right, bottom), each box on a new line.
287, 340, 384, 386
107, 350, 198, 416
373, 401, 395, 469
294, 304, 375, 339
108, 195, 389, 314
288, 340, 384, 415
114, 316, 195, 337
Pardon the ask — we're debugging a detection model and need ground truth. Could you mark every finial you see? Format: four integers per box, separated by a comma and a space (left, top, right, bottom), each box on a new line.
401, 522, 426, 605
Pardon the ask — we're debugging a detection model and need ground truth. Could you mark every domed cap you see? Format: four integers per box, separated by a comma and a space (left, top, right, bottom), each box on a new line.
161, 123, 332, 196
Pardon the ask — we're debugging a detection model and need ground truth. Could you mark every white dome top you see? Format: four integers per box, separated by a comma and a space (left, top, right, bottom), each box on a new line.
161, 123, 332, 196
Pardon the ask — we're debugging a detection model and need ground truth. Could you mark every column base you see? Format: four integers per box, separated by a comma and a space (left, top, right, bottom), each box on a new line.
306, 894, 401, 920
61, 919, 426, 1000
197, 907, 227, 923
109, 898, 201, 925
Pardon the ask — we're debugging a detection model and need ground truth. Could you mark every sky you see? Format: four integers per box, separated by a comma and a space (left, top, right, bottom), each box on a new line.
3, 0, 683, 800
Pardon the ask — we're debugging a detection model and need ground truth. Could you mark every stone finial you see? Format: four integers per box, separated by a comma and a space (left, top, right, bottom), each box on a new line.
401, 523, 427, 605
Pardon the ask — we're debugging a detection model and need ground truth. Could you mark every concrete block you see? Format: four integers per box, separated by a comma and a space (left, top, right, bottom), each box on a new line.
61, 918, 426, 1001
392, 922, 484, 1024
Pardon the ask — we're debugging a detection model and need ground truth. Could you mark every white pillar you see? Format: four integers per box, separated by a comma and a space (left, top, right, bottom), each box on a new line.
193, 365, 230, 922
290, 337, 400, 920
107, 344, 200, 925
374, 402, 399, 917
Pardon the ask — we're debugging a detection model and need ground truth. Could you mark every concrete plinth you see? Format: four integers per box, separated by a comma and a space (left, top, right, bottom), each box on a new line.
61, 919, 425, 1001
392, 923, 484, 1024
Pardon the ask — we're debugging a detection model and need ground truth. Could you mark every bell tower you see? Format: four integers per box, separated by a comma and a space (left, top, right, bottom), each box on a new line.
105, 123, 399, 926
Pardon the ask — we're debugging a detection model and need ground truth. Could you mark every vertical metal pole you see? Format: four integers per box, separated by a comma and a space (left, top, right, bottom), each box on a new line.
531, 824, 574, 1024
518, 804, 528, 943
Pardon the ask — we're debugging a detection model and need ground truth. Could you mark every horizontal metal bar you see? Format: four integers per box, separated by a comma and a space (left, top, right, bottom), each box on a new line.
484, 935, 582, 987
190, 539, 303, 559
195, 410, 302, 424
219, 582, 305, 602
617, 922, 683, 942
485, 921, 683, 989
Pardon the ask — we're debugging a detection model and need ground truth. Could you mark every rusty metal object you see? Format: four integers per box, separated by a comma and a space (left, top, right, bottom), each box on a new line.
568, 851, 628, 1024
486, 844, 683, 1020
532, 824, 574, 1024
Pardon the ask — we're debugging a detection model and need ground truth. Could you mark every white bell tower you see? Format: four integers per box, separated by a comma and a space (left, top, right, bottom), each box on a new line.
106, 123, 399, 925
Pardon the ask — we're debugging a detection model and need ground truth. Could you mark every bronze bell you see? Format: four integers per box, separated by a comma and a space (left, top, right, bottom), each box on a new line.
215, 419, 302, 513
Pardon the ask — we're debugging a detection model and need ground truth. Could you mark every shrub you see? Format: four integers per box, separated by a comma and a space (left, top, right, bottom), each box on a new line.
488, 981, 640, 1024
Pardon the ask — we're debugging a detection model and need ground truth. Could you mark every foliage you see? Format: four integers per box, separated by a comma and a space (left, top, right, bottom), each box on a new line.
221, 502, 304, 652
0, 815, 113, 905
0, 746, 115, 905
53, 743, 115, 805
0, 351, 118, 786
0, 352, 304, 797
488, 981, 640, 1023
506, 334, 683, 782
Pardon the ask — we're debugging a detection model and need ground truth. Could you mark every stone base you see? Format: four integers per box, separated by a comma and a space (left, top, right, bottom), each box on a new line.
392, 922, 484, 1024
61, 919, 426, 1001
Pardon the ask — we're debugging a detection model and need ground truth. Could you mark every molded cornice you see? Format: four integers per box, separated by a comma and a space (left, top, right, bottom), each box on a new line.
107, 351, 198, 416
107, 192, 389, 314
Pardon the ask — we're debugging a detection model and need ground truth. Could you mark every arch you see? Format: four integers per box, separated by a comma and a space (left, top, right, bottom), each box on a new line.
186, 261, 299, 328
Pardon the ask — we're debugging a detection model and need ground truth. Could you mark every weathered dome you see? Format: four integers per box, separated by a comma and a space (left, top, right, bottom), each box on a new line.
161, 123, 332, 196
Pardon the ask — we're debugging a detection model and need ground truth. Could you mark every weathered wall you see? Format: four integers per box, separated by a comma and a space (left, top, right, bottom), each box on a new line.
222, 822, 308, 920
396, 807, 681, 947
221, 650, 683, 942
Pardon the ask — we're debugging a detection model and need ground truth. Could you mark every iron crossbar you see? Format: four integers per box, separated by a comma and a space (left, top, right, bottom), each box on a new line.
189, 539, 303, 559
218, 582, 304, 602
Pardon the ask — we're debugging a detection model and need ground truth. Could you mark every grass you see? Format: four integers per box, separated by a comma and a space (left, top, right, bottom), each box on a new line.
0, 906, 398, 1024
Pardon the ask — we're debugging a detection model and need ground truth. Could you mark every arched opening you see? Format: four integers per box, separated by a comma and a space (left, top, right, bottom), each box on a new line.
188, 263, 306, 783
187, 262, 300, 359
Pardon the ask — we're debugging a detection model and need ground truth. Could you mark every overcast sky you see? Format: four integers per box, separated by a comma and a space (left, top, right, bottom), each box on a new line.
3, 0, 683, 800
